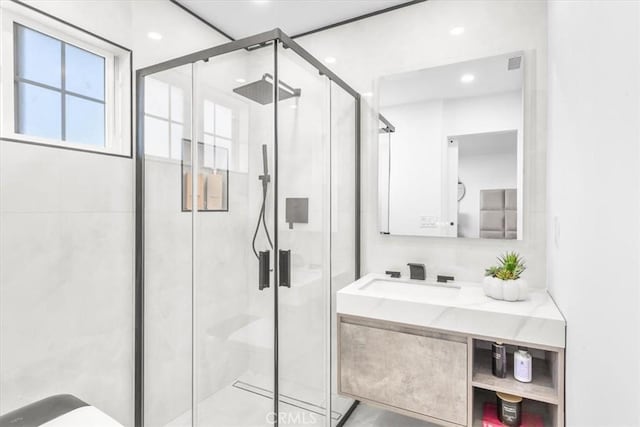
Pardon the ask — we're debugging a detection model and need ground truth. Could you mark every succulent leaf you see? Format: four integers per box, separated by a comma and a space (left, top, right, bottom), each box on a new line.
485, 251, 526, 280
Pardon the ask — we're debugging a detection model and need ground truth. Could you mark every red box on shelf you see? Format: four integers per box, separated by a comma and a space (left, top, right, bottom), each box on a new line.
482, 403, 544, 427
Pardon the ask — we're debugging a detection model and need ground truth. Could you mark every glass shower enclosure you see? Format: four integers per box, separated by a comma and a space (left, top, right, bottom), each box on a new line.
135, 29, 360, 427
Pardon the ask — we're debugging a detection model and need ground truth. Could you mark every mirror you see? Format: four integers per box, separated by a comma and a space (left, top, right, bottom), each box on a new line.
378, 52, 524, 239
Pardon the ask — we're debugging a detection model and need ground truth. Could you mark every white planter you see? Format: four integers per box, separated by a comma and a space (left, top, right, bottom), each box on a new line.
483, 277, 528, 301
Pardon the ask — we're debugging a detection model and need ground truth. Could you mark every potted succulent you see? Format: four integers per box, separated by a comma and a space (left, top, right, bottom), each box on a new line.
483, 252, 528, 301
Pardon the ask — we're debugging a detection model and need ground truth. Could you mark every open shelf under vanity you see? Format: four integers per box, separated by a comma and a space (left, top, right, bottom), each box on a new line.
472, 387, 555, 427
468, 338, 565, 426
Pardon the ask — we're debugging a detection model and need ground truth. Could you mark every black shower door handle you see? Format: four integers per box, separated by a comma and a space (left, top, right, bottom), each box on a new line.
259, 251, 270, 290
279, 250, 291, 288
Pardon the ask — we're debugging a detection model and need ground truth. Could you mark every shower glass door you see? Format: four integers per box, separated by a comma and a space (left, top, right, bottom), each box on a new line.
192, 47, 276, 427
142, 63, 196, 427
275, 42, 333, 426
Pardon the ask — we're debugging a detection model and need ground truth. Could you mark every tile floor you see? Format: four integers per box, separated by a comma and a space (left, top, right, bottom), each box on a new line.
344, 404, 437, 427
163, 378, 437, 427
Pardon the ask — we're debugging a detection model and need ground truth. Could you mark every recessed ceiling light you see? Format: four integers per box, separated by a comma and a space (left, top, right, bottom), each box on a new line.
253, 0, 270, 4
362, 92, 373, 97
235, 78, 246, 83
449, 26, 465, 36
324, 56, 336, 64
290, 104, 297, 109
147, 32, 162, 41
460, 73, 475, 83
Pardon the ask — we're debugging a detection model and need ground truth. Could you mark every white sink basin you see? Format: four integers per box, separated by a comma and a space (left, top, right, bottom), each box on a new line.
337, 273, 566, 348
358, 279, 461, 303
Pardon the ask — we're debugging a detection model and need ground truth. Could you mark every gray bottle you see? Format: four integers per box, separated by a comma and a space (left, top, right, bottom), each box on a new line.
492, 342, 507, 378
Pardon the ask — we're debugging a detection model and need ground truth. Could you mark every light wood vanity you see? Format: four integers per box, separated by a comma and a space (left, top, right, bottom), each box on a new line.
337, 274, 566, 427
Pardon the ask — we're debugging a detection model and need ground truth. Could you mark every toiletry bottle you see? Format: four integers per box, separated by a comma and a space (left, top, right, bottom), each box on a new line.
514, 347, 532, 382
491, 342, 507, 378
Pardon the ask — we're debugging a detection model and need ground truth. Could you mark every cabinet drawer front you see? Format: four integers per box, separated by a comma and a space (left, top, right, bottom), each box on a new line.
340, 321, 467, 425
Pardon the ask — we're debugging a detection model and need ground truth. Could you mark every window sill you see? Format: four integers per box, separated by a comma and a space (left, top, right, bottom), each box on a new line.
0, 135, 132, 159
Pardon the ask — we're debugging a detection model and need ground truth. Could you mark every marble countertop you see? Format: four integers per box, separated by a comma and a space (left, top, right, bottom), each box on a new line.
337, 273, 566, 348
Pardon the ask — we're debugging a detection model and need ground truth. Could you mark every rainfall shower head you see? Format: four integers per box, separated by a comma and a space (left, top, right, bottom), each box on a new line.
233, 73, 301, 105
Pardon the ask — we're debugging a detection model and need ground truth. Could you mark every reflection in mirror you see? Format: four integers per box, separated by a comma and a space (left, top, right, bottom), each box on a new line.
378, 114, 394, 234
378, 52, 524, 239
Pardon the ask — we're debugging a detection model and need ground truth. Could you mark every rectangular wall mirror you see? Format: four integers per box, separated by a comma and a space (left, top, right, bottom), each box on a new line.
378, 52, 524, 239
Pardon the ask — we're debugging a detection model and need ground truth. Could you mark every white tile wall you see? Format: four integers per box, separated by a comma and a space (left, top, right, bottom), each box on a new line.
0, 143, 134, 424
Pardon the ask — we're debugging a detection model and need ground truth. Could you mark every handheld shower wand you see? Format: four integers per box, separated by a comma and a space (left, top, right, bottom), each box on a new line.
261, 144, 269, 180
252, 144, 274, 290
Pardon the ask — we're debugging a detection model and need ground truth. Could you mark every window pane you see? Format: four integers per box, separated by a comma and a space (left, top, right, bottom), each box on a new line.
203, 100, 214, 134
215, 137, 231, 150
17, 82, 61, 140
170, 86, 184, 123
65, 95, 105, 146
144, 78, 169, 118
144, 116, 169, 157
203, 143, 214, 168
170, 123, 184, 160
213, 146, 228, 171
215, 104, 232, 138
16, 25, 61, 88
215, 138, 230, 170
65, 44, 105, 100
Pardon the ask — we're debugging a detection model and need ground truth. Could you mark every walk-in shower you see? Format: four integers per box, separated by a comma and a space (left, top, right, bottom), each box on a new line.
136, 29, 360, 427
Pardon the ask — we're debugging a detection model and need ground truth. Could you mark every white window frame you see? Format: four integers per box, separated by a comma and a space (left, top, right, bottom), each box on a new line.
0, 2, 131, 157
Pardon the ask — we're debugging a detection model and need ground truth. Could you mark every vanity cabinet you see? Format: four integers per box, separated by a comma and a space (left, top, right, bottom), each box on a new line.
339, 316, 468, 426
338, 314, 565, 427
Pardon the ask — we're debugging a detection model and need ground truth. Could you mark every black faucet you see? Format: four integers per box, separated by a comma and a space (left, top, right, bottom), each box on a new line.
407, 263, 426, 280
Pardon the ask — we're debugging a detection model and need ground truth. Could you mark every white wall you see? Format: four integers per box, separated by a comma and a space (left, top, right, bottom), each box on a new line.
547, 1, 640, 425
297, 0, 547, 284
0, 1, 226, 426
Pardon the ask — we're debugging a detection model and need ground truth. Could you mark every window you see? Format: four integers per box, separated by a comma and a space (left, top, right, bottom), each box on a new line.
0, 2, 132, 156
143, 81, 234, 166
15, 25, 106, 147
143, 77, 185, 159
202, 100, 232, 170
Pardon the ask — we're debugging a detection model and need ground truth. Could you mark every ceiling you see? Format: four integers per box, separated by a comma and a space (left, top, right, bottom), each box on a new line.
380, 52, 523, 107
175, 0, 418, 40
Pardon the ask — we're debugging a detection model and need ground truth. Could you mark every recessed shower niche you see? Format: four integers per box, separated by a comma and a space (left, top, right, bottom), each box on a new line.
182, 139, 229, 211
